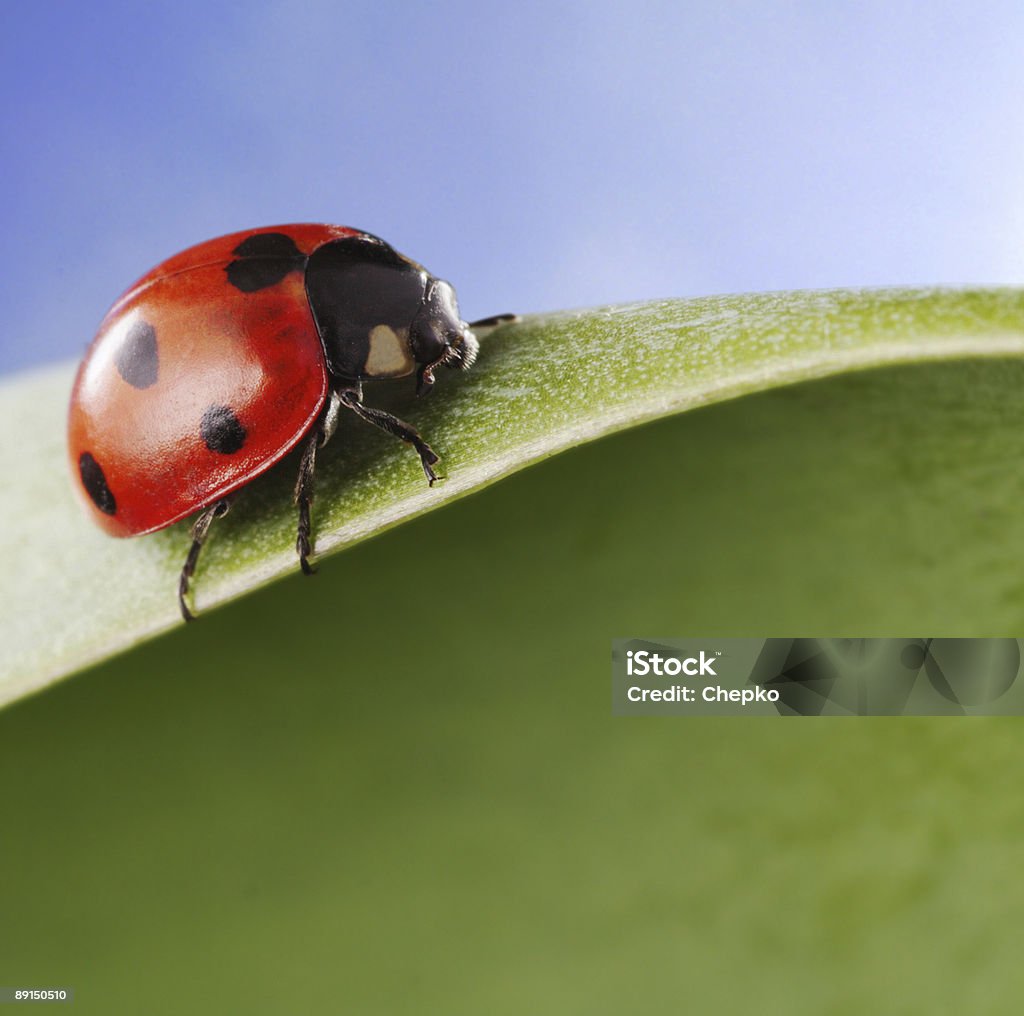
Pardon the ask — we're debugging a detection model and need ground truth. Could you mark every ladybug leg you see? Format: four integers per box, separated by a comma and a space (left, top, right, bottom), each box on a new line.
338, 388, 442, 486
294, 432, 319, 576
178, 498, 232, 622
293, 392, 343, 576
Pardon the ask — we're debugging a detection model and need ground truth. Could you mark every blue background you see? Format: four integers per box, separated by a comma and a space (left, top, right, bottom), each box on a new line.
3, 1, 1023, 375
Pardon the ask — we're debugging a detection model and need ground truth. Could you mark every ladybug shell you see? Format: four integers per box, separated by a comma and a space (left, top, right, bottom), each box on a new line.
68, 224, 362, 537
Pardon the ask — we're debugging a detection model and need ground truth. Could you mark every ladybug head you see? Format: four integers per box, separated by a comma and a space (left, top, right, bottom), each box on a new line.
410, 278, 479, 396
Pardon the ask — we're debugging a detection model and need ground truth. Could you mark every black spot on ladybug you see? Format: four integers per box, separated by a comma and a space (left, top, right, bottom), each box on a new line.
79, 452, 117, 515
226, 260, 294, 292
232, 232, 303, 259
226, 232, 305, 293
201, 405, 247, 455
114, 319, 159, 388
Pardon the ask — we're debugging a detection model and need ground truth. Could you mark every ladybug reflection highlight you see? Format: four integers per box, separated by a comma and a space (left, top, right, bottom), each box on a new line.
68, 224, 514, 620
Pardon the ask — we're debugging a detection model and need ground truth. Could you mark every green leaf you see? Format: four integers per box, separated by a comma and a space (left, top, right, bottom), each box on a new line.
7, 290, 1024, 1010
3, 286, 1024, 707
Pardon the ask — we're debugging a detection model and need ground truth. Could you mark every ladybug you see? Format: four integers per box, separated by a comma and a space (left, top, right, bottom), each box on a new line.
68, 223, 514, 620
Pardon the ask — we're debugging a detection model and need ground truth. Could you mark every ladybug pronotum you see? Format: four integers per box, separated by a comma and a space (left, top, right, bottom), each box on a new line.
68, 223, 513, 620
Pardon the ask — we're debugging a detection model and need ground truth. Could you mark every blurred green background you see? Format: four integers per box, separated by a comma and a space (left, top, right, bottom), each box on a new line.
4, 359, 1024, 1014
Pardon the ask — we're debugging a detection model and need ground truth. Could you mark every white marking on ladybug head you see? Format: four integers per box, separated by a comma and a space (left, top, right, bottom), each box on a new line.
365, 324, 414, 377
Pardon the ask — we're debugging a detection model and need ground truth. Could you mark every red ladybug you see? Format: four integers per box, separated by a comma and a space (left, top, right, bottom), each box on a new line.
68, 223, 512, 620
